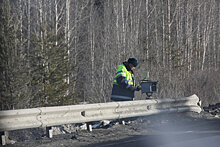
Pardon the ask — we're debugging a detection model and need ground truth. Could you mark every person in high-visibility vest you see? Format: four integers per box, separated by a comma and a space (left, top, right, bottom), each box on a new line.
111, 57, 141, 101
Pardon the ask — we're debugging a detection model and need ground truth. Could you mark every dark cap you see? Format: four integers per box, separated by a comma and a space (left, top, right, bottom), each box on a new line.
128, 57, 138, 67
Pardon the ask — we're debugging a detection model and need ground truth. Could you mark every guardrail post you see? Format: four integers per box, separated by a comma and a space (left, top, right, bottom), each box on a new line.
87, 123, 92, 132
46, 127, 53, 138
120, 120, 125, 125
0, 131, 8, 146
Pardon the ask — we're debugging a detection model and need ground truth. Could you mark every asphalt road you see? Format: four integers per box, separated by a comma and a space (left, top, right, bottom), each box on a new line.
88, 131, 220, 147
85, 112, 220, 147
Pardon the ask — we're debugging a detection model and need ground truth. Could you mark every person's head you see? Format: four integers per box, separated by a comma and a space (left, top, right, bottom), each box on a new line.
128, 57, 138, 70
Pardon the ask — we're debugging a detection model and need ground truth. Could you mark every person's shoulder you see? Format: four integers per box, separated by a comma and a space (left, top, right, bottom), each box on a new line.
118, 64, 126, 69
118, 64, 125, 68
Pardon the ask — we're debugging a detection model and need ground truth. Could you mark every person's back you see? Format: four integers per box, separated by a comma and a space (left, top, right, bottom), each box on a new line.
111, 57, 141, 101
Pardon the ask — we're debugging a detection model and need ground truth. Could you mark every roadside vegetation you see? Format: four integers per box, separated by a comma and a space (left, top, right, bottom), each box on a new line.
0, 0, 219, 110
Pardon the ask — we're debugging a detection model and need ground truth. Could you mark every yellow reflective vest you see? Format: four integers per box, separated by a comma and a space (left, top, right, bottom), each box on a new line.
111, 63, 135, 101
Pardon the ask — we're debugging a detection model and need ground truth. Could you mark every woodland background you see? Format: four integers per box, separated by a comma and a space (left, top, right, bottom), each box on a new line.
0, 0, 219, 110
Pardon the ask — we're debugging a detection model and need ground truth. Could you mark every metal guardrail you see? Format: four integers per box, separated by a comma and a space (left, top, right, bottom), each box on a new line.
0, 94, 201, 132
